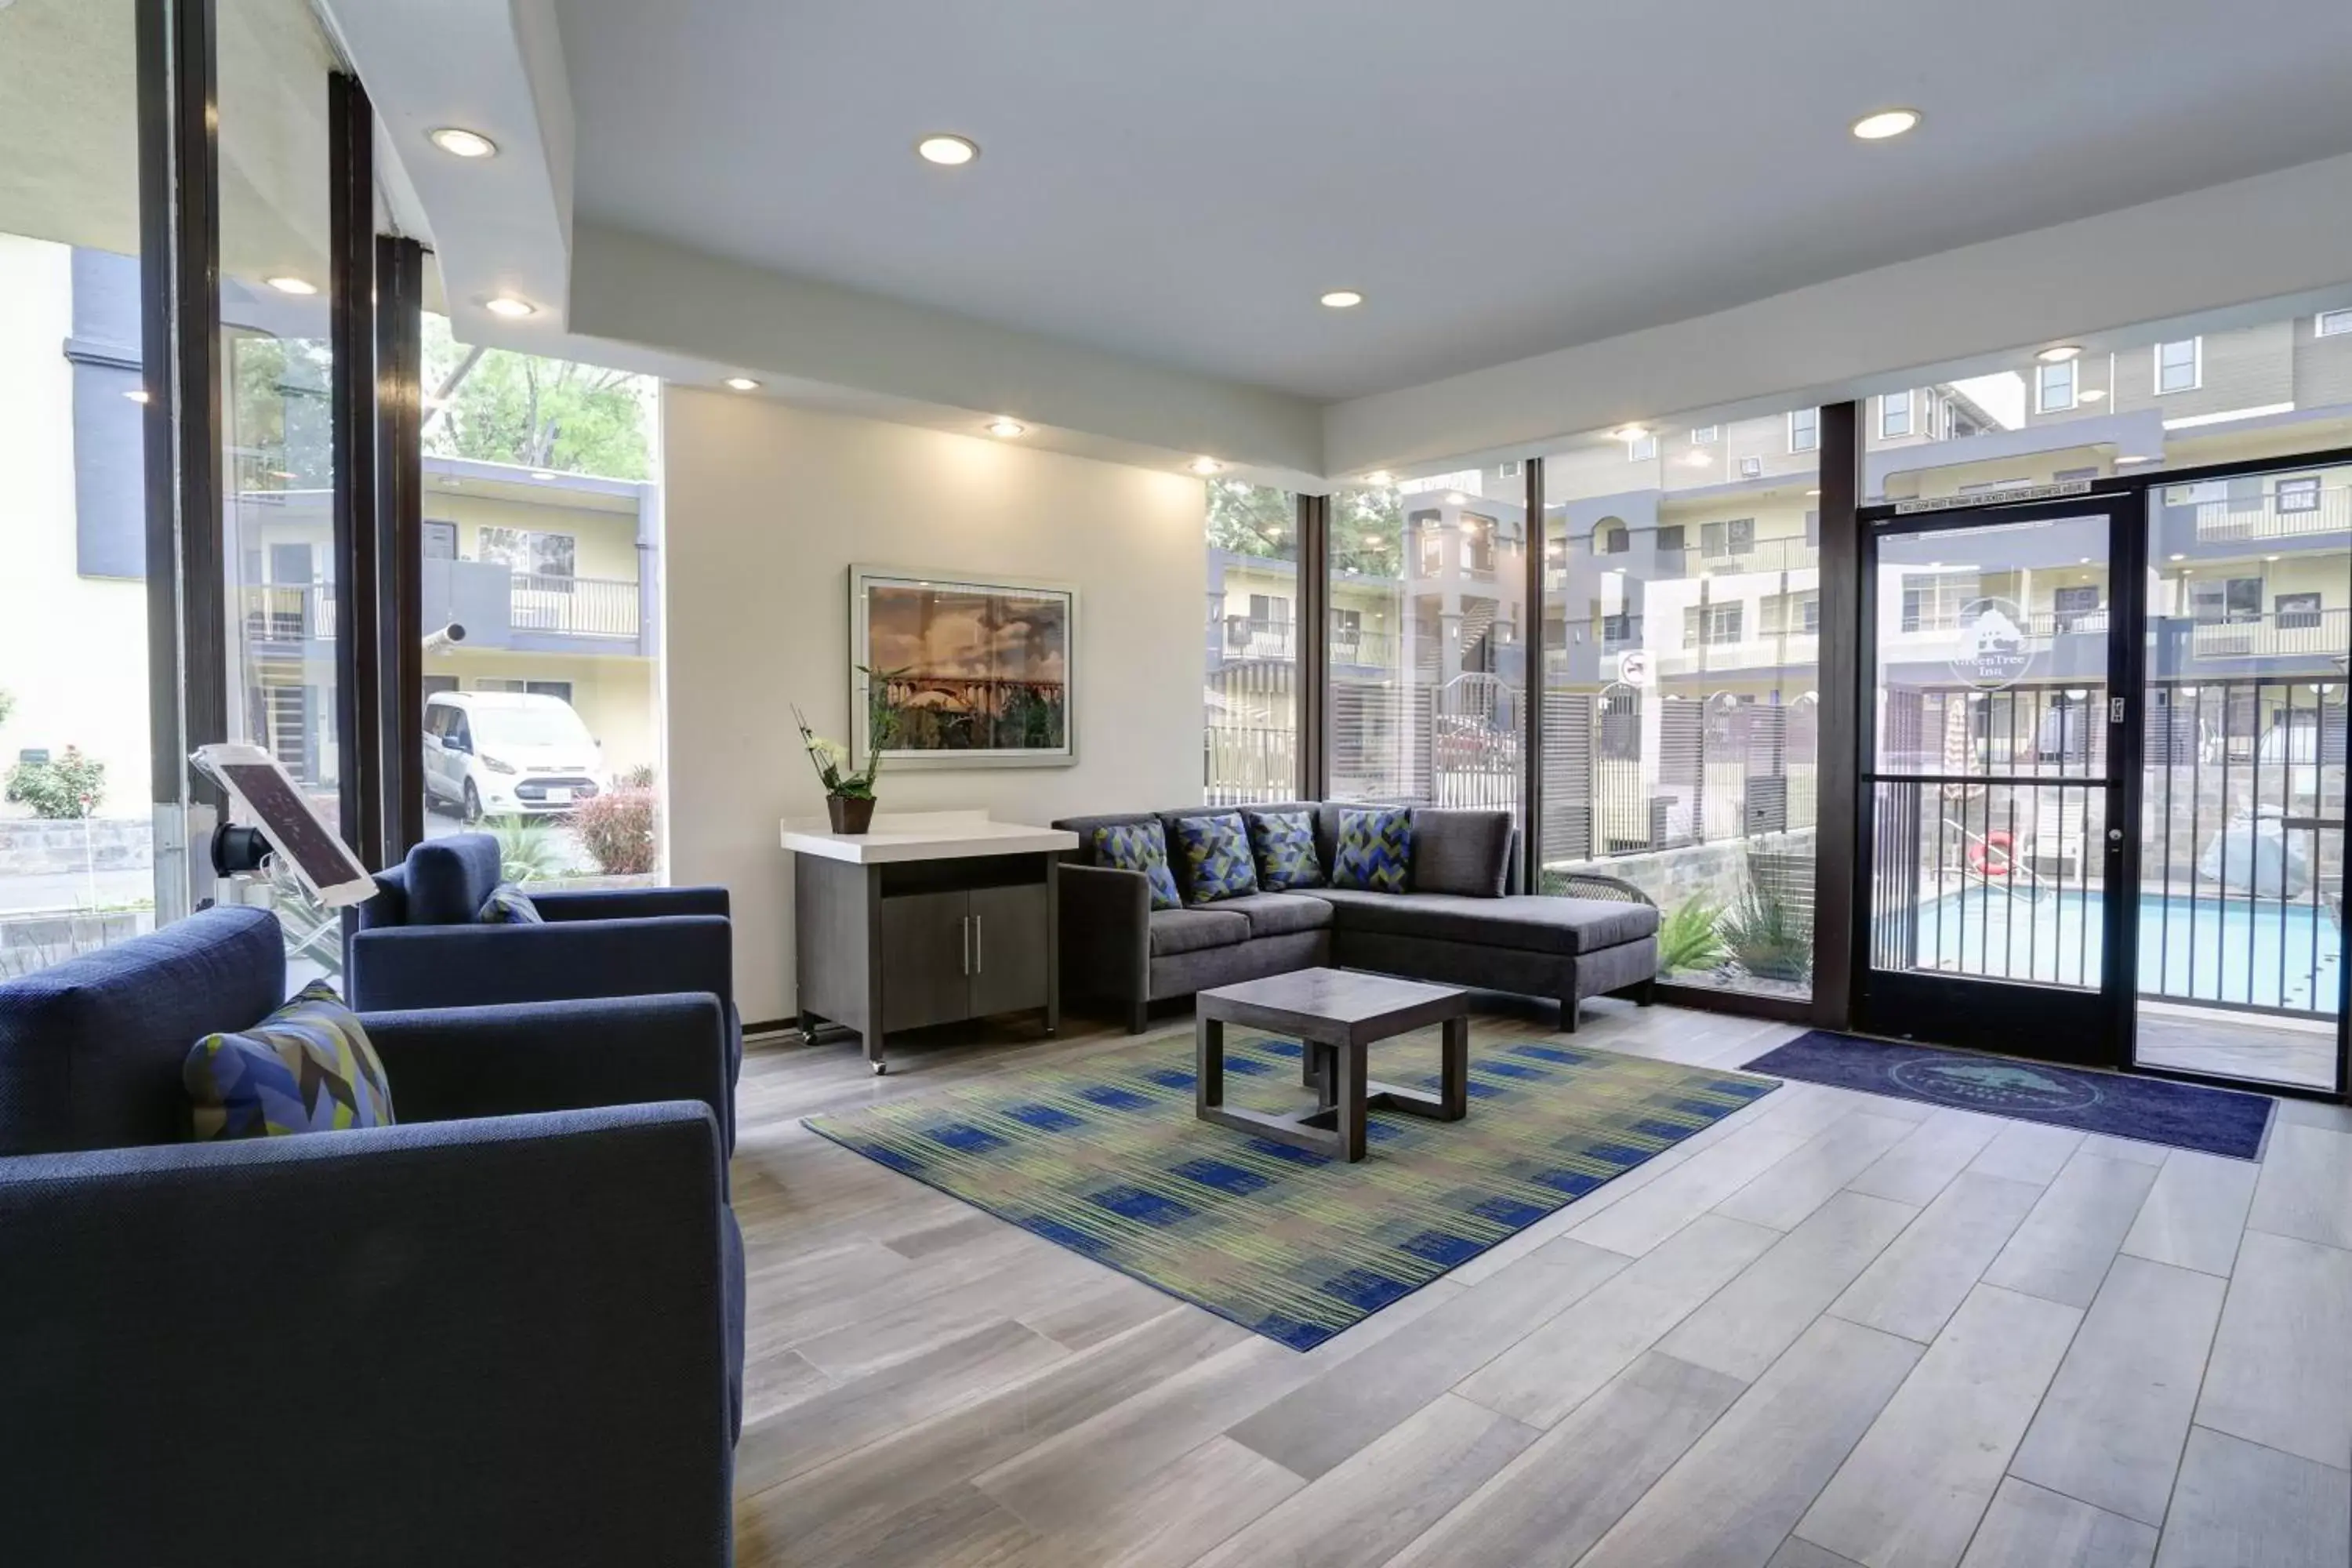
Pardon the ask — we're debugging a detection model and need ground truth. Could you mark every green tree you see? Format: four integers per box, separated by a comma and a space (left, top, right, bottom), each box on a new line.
1331, 484, 1403, 577
1204, 479, 1295, 558
228, 329, 335, 488
421, 315, 654, 480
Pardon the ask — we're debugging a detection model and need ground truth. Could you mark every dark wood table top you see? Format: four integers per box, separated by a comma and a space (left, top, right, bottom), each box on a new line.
1196, 967, 1468, 1046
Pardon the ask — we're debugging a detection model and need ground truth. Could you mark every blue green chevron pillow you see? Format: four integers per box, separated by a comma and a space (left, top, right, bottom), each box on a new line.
1332, 805, 1413, 894
1247, 809, 1325, 891
183, 981, 396, 1141
1094, 821, 1182, 911
1174, 812, 1259, 904
478, 882, 544, 924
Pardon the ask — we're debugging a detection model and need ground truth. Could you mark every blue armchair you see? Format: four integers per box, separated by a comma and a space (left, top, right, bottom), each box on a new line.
350, 835, 741, 1133
0, 907, 744, 1568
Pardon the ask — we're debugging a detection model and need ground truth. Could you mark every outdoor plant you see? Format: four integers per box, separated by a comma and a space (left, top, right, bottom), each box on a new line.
484, 814, 571, 884
1657, 896, 1728, 975
1721, 880, 1813, 984
575, 785, 659, 876
5, 747, 107, 821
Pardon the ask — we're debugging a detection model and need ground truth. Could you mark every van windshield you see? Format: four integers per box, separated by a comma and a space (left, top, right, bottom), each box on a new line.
477, 707, 591, 748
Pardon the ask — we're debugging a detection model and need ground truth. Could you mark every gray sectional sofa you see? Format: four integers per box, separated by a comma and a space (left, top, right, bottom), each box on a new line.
1053, 800, 1661, 1034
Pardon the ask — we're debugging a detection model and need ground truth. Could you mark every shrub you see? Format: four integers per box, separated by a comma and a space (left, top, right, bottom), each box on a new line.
484, 815, 570, 884
575, 786, 659, 875
1721, 880, 1812, 983
5, 747, 107, 820
1657, 897, 1727, 975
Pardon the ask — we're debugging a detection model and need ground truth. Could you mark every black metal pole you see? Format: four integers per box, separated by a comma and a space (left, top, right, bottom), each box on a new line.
1523, 456, 1547, 893
374, 237, 426, 858
328, 72, 379, 860
1298, 491, 1331, 800
1814, 401, 1861, 1028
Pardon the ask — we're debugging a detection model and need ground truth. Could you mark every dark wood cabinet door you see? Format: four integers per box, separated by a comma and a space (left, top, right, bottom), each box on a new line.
879, 890, 971, 1033
967, 883, 1049, 1018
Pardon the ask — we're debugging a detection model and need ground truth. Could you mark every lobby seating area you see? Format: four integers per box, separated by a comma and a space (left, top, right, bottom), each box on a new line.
5, 3, 2352, 1565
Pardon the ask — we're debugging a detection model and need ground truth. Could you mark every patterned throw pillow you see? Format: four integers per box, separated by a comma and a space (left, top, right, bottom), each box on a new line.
1247, 809, 1325, 891
1332, 805, 1413, 894
1093, 822, 1181, 911
1174, 812, 1259, 904
478, 882, 544, 924
183, 981, 396, 1140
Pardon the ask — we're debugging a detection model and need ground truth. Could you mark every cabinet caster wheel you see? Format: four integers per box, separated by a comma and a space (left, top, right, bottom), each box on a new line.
871, 1062, 889, 1076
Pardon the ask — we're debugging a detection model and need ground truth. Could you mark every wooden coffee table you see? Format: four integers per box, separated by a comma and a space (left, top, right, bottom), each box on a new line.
1194, 967, 1470, 1162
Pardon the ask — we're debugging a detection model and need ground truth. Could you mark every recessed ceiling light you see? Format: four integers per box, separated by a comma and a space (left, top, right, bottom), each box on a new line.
1610, 425, 1649, 443
530, 470, 556, 481
1363, 471, 1394, 486
2079, 557, 2091, 564
916, 133, 978, 167
1319, 289, 1364, 310
1444, 492, 1468, 506
2079, 389, 2107, 403
1806, 488, 1822, 496
2037, 344, 2083, 363
2169, 553, 2187, 561
2118, 455, 2156, 464
1189, 457, 1222, 475
723, 376, 760, 392
124, 388, 151, 405
1851, 107, 1922, 141
1682, 451, 1712, 467
985, 418, 1026, 438
1363, 534, 1381, 546
2267, 554, 2282, 561
485, 296, 535, 319
265, 275, 317, 296
428, 127, 499, 160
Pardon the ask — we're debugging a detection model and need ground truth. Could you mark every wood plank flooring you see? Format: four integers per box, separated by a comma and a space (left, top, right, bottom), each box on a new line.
728, 1000, 2352, 1567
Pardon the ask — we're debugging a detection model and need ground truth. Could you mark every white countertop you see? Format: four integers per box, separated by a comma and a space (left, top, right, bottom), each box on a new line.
780, 809, 1079, 865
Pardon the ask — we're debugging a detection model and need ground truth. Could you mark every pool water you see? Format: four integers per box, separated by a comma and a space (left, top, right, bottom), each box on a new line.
1906, 888, 2341, 1014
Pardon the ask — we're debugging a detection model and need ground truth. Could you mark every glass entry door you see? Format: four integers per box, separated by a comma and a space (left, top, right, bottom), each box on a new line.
1859, 503, 2132, 1064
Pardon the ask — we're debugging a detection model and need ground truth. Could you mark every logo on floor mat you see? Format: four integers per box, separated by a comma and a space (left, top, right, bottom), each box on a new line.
1888, 1054, 2100, 1112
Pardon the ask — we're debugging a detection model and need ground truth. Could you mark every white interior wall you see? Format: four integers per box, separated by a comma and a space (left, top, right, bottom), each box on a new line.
662, 388, 1206, 1022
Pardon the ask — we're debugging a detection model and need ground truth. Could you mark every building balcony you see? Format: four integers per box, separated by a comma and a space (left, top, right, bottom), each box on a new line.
1218, 616, 1399, 670
2174, 608, 2351, 665
2181, 484, 2351, 545
242, 567, 648, 656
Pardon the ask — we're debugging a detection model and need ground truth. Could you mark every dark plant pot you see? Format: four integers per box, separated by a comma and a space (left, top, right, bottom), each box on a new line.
826, 794, 877, 834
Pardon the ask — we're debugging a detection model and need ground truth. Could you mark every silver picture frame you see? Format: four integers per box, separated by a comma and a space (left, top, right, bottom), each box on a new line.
848, 564, 1080, 770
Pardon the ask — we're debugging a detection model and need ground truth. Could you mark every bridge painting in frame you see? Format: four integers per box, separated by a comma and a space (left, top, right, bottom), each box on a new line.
848, 565, 1078, 769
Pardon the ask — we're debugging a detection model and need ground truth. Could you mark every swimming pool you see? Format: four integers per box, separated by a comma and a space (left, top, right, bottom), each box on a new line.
1903, 888, 2341, 1014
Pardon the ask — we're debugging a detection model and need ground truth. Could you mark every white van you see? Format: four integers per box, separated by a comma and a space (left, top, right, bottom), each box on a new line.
424, 691, 607, 822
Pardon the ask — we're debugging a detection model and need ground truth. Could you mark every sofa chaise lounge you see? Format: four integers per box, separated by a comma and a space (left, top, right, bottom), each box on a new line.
1053, 801, 1660, 1033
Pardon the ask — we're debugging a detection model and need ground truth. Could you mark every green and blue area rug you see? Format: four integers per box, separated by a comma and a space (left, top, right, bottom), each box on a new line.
806, 1027, 1777, 1350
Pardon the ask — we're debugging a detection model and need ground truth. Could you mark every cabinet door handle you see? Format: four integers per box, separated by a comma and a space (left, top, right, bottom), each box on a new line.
975, 914, 983, 972
961, 915, 971, 976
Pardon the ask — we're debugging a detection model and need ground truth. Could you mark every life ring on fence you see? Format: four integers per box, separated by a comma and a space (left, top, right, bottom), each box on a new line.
1968, 831, 2015, 878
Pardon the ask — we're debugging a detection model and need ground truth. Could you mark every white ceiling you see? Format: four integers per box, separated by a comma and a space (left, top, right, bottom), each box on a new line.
559, 0, 2352, 402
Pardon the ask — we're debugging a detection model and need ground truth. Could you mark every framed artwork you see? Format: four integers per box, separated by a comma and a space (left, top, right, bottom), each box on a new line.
848, 565, 1078, 768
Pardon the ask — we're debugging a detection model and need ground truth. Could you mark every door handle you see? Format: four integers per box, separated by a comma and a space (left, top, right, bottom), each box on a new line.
961, 915, 971, 975
975, 914, 983, 972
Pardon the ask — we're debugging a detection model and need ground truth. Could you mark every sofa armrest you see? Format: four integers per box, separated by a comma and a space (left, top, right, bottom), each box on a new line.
347, 914, 733, 1013
533, 885, 731, 922
1057, 862, 1150, 1004
0, 1105, 733, 1567
364, 993, 731, 1138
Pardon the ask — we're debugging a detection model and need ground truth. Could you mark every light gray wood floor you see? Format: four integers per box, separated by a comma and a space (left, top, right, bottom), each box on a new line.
728, 999, 2352, 1568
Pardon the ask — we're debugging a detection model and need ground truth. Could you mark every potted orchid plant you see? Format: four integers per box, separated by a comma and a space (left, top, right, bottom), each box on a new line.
794, 665, 902, 834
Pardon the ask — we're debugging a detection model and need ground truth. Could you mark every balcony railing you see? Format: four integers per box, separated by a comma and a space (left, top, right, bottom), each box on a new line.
510, 573, 641, 639
1218, 616, 1399, 669
242, 573, 641, 645
2183, 608, 2351, 661
2187, 485, 2352, 543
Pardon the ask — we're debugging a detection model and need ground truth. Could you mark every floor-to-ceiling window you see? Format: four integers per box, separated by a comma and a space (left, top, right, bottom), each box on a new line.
1538, 409, 1822, 1000
0, 2, 159, 979
1329, 466, 1528, 813
217, 0, 346, 980
1203, 478, 1300, 804
2136, 458, 2350, 1090
416, 314, 666, 885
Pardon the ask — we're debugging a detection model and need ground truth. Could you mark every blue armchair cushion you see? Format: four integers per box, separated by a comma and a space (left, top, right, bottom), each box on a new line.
479, 883, 545, 924
1173, 811, 1258, 904
1092, 822, 1181, 911
183, 982, 395, 1139
1246, 809, 1326, 891
1332, 805, 1414, 894
402, 835, 506, 925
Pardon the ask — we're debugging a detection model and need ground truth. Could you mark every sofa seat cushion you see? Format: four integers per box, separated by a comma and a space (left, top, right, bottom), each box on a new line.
1148, 908, 1254, 956
1213, 891, 1335, 940
1312, 890, 1659, 955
